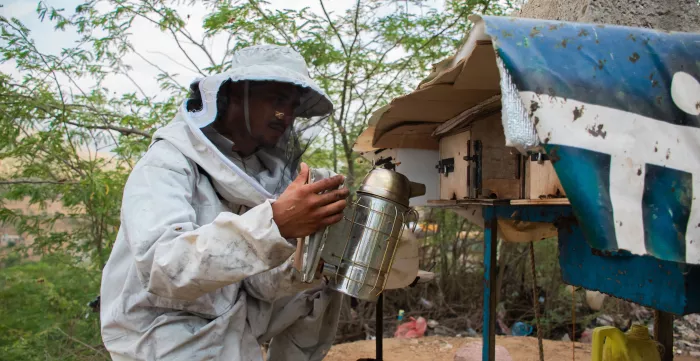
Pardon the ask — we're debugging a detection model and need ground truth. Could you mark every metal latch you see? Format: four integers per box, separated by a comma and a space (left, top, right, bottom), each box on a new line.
530, 152, 549, 164
436, 158, 455, 176
464, 140, 482, 197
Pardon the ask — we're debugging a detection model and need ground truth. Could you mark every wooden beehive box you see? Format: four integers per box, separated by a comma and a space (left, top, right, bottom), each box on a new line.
436, 111, 566, 201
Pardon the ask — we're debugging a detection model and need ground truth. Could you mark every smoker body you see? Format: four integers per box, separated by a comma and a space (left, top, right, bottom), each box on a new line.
298, 167, 424, 302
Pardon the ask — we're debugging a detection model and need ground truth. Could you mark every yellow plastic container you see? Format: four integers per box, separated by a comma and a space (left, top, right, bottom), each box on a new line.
592, 325, 661, 361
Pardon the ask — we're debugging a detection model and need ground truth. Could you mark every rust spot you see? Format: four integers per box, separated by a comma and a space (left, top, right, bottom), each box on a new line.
175, 226, 183, 231
596, 39, 600, 44
544, 137, 550, 144
578, 29, 589, 37
627, 33, 636, 42
652, 79, 659, 88
629, 52, 640, 63
530, 27, 541, 37
534, 116, 540, 125
549, 146, 561, 164
666, 149, 670, 160
530, 100, 540, 115
577, 45, 583, 51
697, 223, 700, 227
656, 96, 663, 105
654, 142, 658, 152
649, 72, 655, 80
502, 30, 513, 38
573, 105, 585, 121
637, 168, 642, 176
586, 124, 607, 138
548, 24, 559, 31
696, 101, 700, 111
597, 59, 606, 69
561, 38, 568, 48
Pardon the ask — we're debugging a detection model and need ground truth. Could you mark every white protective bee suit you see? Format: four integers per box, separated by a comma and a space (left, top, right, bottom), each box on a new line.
99, 45, 421, 361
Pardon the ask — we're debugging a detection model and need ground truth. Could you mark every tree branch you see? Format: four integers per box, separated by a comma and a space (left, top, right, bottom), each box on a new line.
248, 0, 298, 48
319, 0, 347, 56
364, 8, 472, 119
64, 121, 151, 138
55, 328, 110, 360
139, 0, 217, 69
0, 180, 78, 185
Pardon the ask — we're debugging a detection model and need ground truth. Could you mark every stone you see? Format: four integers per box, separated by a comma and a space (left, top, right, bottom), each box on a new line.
516, 0, 700, 33
454, 342, 513, 361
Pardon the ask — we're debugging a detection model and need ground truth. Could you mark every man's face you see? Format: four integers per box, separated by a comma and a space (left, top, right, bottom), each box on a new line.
220, 81, 302, 149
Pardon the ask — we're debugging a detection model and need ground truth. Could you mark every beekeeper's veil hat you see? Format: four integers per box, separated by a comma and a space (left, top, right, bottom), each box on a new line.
179, 45, 334, 198
185, 44, 333, 127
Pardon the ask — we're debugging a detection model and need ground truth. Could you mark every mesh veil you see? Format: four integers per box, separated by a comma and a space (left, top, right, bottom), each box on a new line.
185, 78, 330, 199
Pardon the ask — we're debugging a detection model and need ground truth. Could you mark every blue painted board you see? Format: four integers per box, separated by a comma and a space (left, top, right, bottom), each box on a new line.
558, 222, 700, 315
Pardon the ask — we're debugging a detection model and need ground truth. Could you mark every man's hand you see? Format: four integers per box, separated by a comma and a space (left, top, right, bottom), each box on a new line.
272, 162, 349, 239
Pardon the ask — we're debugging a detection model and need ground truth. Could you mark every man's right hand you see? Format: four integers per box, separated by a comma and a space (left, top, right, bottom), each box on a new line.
272, 162, 349, 239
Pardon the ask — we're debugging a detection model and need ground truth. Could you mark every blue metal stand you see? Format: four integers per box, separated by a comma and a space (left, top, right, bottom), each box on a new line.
482, 207, 498, 361
477, 203, 575, 361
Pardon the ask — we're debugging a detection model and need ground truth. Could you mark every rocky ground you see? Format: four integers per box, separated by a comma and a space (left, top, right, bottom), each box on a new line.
325, 335, 700, 361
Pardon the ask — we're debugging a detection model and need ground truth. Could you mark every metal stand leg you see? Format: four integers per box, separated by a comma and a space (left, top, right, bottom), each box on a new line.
482, 207, 498, 361
376, 293, 383, 361
654, 310, 674, 361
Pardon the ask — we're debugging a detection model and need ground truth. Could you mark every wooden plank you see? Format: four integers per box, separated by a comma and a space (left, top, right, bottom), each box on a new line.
510, 198, 570, 206
527, 159, 566, 200
373, 122, 439, 150
427, 199, 510, 206
427, 199, 458, 206
654, 310, 674, 361
438, 131, 470, 200
483, 178, 522, 199
432, 95, 501, 137
470, 113, 522, 199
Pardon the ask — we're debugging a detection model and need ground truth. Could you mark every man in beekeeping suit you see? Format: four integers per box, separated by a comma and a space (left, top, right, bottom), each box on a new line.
99, 45, 352, 361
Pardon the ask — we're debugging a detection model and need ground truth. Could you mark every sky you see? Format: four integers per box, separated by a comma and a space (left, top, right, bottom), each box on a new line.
0, 0, 448, 99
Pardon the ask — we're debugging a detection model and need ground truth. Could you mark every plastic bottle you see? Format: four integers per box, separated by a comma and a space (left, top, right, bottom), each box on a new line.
592, 324, 661, 361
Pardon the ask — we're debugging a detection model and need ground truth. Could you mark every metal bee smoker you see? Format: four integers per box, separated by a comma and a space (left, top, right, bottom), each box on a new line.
298, 164, 425, 302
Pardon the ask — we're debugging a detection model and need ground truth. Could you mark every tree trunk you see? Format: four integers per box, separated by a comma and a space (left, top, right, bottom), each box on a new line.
331, 118, 338, 173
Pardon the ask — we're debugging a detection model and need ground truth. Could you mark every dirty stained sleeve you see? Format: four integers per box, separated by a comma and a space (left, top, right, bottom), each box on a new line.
120, 152, 296, 302
242, 255, 325, 303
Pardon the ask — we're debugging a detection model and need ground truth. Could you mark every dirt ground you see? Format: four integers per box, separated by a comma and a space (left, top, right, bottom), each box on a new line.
324, 336, 700, 361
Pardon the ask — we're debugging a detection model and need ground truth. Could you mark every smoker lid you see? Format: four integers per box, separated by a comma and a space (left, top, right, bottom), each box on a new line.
358, 168, 426, 207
